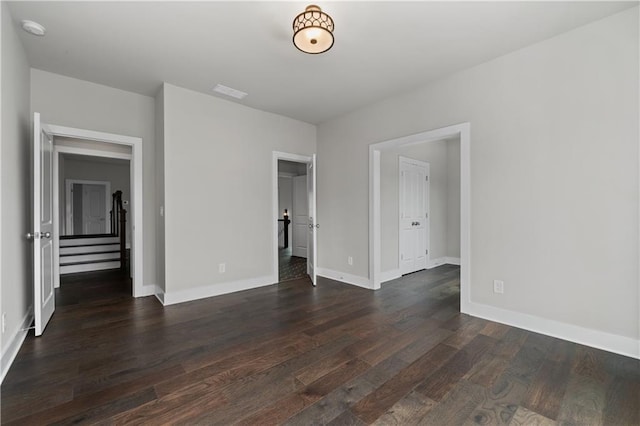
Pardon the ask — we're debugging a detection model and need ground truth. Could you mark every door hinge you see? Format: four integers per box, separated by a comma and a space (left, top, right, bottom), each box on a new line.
425, 212, 428, 218
425, 176, 429, 181
426, 249, 428, 255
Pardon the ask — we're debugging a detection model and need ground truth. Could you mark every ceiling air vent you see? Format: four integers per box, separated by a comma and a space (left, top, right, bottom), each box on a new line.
213, 84, 248, 100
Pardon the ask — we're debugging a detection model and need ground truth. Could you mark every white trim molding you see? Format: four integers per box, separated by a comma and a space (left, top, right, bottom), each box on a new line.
466, 301, 640, 359
272, 151, 313, 285
160, 275, 276, 306
379, 269, 402, 284
1, 307, 34, 384
136, 284, 159, 298
427, 256, 461, 269
47, 123, 144, 297
369, 122, 471, 315
316, 267, 373, 290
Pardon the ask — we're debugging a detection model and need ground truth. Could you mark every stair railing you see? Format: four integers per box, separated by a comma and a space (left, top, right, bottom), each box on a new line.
110, 191, 127, 271
277, 210, 291, 248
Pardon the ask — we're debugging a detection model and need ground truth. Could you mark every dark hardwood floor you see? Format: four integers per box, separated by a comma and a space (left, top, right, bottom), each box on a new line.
1, 266, 638, 425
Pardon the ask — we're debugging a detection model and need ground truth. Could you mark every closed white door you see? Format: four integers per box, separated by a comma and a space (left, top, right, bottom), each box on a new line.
399, 157, 429, 275
82, 184, 107, 234
307, 155, 317, 285
32, 112, 55, 336
292, 175, 308, 258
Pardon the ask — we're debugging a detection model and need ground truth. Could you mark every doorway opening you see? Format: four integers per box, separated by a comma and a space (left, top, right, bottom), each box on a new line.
64, 179, 111, 235
277, 160, 308, 282
48, 125, 144, 296
369, 122, 470, 313
272, 151, 317, 286
56, 149, 131, 278
33, 115, 144, 336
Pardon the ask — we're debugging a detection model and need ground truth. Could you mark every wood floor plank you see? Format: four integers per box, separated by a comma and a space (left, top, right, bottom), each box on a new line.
463, 371, 529, 425
601, 378, 640, 426
417, 380, 486, 425
415, 334, 496, 401
239, 358, 371, 425
351, 344, 457, 423
509, 406, 556, 426
327, 409, 368, 426
2, 266, 637, 425
521, 358, 571, 419
371, 390, 437, 425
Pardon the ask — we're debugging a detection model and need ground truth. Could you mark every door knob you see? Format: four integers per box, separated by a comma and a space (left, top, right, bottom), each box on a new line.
26, 232, 38, 240
41, 232, 51, 239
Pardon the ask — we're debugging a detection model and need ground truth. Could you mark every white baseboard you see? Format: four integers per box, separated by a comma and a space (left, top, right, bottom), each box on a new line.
316, 267, 373, 290
134, 283, 159, 298
1, 306, 34, 384
380, 269, 401, 284
464, 301, 640, 360
160, 274, 277, 306
427, 256, 460, 269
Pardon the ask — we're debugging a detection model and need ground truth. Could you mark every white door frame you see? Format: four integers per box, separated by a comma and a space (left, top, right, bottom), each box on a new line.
64, 179, 111, 235
50, 126, 142, 297
272, 151, 314, 284
398, 156, 430, 274
369, 122, 471, 314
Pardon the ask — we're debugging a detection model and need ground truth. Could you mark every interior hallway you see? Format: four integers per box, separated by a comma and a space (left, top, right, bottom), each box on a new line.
278, 246, 308, 283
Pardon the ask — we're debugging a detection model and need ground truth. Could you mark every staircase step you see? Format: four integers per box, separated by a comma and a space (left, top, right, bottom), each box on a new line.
60, 252, 121, 264
61, 261, 121, 275
60, 244, 120, 255
60, 236, 119, 246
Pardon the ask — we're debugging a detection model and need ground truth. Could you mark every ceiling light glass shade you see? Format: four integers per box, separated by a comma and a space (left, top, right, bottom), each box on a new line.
293, 5, 334, 54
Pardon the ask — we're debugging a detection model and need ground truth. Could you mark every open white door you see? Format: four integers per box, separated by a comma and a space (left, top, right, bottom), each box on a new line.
31, 112, 55, 336
307, 155, 317, 285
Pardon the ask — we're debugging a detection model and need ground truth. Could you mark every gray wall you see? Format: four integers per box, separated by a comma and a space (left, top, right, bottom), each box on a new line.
380, 138, 460, 272
1, 3, 32, 367
162, 83, 316, 295
317, 9, 639, 341
447, 140, 461, 257
61, 155, 131, 244
30, 69, 157, 288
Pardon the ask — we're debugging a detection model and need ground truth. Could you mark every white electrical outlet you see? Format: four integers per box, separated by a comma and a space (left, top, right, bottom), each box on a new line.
1, 313, 6, 334
493, 280, 504, 294
348, 256, 353, 266
219, 263, 226, 273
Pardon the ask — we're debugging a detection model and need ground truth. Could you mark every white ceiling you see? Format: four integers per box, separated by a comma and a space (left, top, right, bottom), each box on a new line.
7, 1, 636, 124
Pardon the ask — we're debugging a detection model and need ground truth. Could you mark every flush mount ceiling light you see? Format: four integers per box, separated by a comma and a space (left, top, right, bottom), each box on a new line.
21, 20, 46, 36
292, 5, 334, 54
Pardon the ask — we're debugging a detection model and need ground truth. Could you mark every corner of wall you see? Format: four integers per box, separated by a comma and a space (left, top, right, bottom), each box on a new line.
1, 1, 34, 384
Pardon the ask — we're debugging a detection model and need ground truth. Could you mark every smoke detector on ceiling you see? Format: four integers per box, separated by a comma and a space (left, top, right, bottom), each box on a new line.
21, 20, 46, 36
